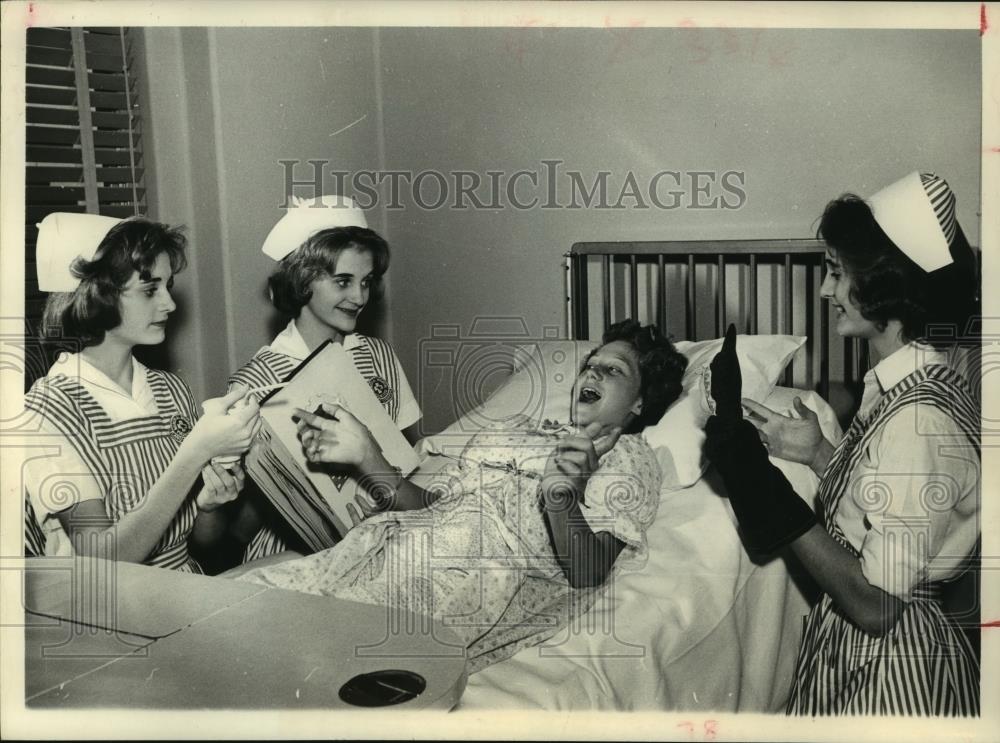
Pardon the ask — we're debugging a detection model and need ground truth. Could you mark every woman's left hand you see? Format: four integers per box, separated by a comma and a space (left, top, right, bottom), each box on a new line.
542, 422, 621, 508
294, 403, 378, 469
196, 461, 246, 513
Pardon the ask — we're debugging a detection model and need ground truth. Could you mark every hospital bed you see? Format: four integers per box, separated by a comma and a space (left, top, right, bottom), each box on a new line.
415, 238, 851, 711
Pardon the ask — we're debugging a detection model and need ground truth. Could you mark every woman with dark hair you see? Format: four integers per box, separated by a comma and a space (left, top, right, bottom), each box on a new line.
231, 319, 686, 672
24, 214, 261, 571
705, 172, 980, 715
229, 195, 420, 563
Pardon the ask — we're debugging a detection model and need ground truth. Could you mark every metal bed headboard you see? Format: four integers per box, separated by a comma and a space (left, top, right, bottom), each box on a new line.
566, 239, 869, 400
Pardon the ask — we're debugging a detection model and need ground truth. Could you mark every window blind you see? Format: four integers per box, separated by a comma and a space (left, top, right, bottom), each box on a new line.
24, 26, 145, 387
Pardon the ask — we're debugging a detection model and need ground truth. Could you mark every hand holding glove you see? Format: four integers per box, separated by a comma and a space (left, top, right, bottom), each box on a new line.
703, 325, 816, 554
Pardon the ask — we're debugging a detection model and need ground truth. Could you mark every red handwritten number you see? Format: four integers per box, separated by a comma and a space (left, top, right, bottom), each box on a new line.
676, 720, 718, 740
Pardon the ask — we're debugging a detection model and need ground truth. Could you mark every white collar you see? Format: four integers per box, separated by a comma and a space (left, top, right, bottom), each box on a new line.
51, 351, 151, 403
868, 341, 946, 393
268, 319, 361, 360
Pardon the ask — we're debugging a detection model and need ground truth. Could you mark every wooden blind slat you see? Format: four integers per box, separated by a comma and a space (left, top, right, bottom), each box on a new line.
26, 145, 83, 164
81, 30, 130, 54
26, 66, 133, 93
26, 127, 79, 146
101, 166, 143, 183
26, 46, 72, 67
98, 186, 145, 202
26, 166, 82, 183
26, 48, 132, 76
29, 129, 134, 148
100, 205, 142, 218
27, 87, 128, 110
25, 87, 76, 106
90, 90, 130, 110
26, 185, 86, 202
84, 50, 130, 72
25, 66, 75, 87
26, 28, 74, 50
26, 185, 146, 203
28, 107, 132, 128
26, 165, 144, 184
92, 111, 132, 128
93, 148, 139, 166
89, 71, 132, 93
92, 131, 133, 148
27, 107, 78, 125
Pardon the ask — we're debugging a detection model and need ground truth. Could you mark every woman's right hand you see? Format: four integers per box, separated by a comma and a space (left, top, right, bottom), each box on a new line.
188, 387, 262, 462
294, 403, 380, 470
741, 396, 824, 467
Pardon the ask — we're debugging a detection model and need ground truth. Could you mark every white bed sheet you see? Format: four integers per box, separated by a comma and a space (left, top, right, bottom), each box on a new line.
455, 458, 819, 712
438, 387, 841, 712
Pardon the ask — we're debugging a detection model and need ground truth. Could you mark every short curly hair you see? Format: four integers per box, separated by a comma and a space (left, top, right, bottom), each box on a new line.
267, 226, 390, 317
592, 319, 688, 434
818, 195, 979, 345
41, 218, 187, 348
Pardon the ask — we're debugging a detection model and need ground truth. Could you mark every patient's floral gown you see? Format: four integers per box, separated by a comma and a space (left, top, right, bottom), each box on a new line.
237, 419, 662, 672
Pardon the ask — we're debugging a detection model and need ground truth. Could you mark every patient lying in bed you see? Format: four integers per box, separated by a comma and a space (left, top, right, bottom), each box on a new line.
232, 320, 686, 672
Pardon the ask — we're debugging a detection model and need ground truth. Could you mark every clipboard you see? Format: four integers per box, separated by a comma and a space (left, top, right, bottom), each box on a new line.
245, 340, 419, 550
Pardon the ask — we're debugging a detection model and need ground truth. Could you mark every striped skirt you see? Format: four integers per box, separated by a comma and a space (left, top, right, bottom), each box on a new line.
787, 589, 979, 715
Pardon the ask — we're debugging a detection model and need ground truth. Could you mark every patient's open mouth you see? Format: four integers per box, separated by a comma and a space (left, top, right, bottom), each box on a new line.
578, 386, 602, 404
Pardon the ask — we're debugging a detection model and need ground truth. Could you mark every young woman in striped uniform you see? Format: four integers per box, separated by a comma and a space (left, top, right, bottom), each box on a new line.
24, 215, 261, 572
229, 195, 420, 563
705, 172, 980, 715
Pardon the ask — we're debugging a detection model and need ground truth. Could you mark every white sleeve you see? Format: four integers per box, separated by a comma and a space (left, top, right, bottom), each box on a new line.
580, 435, 662, 554
857, 405, 979, 601
22, 423, 106, 556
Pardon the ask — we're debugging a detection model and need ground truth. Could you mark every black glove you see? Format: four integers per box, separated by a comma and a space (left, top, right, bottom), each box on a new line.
709, 324, 743, 427
704, 407, 817, 556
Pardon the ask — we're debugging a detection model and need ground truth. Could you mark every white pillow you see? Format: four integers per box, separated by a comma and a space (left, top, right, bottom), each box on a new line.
643, 334, 806, 489
422, 334, 805, 485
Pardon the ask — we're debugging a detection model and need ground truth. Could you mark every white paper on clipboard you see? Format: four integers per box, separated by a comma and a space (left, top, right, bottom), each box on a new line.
253, 341, 419, 542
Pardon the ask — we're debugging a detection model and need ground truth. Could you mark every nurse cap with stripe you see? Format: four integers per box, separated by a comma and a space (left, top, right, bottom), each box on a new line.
36, 212, 124, 292
261, 194, 368, 261
867, 171, 958, 273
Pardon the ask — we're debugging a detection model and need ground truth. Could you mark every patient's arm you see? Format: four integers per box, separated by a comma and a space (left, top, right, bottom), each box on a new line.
542, 490, 626, 589
355, 447, 444, 512
540, 426, 626, 589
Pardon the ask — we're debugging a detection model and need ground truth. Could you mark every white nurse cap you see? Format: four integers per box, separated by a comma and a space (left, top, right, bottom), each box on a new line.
261, 194, 368, 261
36, 212, 123, 292
868, 171, 958, 272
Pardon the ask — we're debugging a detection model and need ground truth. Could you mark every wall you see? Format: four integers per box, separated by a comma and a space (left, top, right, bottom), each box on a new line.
377, 28, 981, 431
141, 27, 981, 428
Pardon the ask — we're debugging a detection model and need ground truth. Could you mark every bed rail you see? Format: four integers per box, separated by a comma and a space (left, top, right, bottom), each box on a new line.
566, 239, 868, 398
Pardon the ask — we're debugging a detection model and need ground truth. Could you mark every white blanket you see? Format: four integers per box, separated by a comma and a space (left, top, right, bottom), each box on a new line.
449, 387, 841, 711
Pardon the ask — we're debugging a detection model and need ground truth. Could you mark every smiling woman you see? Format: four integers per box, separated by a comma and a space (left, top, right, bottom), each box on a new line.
227, 195, 421, 566
23, 215, 262, 571
704, 172, 981, 715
